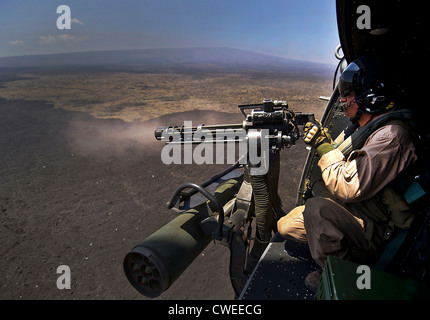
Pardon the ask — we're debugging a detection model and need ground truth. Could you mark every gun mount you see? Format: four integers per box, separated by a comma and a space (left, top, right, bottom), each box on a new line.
123, 99, 315, 298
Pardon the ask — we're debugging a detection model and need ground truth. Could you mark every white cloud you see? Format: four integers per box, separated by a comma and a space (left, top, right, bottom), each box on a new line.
39, 34, 89, 44
71, 18, 85, 25
9, 40, 24, 46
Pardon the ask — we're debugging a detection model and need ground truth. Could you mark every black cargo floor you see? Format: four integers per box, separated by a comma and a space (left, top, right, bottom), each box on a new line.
239, 234, 319, 300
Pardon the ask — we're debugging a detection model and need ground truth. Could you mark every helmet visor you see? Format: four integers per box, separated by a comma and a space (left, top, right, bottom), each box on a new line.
338, 62, 361, 97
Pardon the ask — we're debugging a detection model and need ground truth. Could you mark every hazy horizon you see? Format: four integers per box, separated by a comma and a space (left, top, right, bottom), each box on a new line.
0, 46, 337, 65
0, 46, 337, 72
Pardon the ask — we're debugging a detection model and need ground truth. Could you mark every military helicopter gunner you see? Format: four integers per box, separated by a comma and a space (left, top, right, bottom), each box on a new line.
277, 55, 417, 292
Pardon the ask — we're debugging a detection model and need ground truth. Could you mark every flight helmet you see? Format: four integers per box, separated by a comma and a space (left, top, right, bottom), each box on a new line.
338, 54, 394, 121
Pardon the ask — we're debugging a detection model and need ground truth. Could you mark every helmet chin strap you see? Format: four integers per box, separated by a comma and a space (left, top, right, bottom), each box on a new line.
341, 93, 372, 138
341, 98, 363, 124
343, 102, 363, 139
351, 108, 363, 124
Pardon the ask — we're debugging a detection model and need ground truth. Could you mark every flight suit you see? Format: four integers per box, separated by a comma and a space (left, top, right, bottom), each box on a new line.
278, 122, 417, 267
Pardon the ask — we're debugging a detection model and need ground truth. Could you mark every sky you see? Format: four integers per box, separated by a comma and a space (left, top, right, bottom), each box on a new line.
0, 0, 340, 64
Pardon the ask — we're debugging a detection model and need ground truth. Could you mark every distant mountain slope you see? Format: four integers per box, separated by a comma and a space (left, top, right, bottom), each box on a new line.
0, 47, 333, 75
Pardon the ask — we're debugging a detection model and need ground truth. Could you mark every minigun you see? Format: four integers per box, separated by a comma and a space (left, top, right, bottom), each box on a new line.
123, 99, 314, 298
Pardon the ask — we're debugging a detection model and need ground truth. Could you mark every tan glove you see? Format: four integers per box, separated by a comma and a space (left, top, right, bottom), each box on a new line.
303, 121, 334, 156
304, 121, 331, 147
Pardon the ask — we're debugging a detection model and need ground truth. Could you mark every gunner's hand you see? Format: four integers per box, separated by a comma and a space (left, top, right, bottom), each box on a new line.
303, 121, 332, 149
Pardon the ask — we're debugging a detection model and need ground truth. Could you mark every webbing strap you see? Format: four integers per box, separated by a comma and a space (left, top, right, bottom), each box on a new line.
334, 109, 415, 157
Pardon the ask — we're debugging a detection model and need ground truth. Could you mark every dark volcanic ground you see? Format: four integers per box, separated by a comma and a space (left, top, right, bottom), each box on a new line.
0, 97, 308, 300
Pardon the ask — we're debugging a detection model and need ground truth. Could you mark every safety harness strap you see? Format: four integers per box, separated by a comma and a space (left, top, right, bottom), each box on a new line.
334, 109, 415, 158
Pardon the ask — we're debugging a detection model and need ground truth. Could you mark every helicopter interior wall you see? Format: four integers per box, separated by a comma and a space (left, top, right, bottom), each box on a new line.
336, 0, 430, 119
